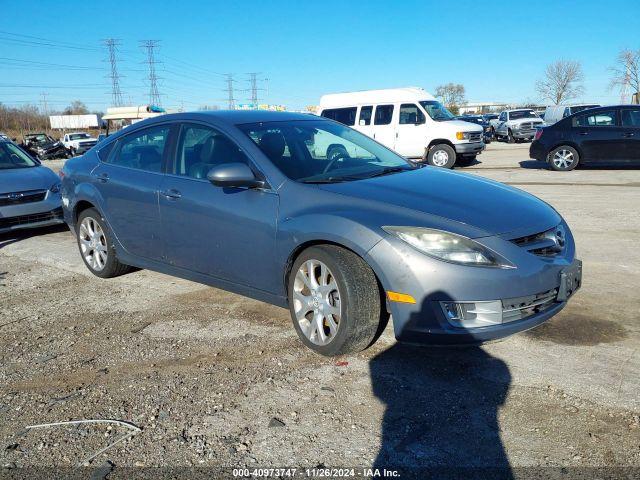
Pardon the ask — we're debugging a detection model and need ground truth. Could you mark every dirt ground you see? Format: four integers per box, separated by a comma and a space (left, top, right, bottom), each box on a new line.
1, 143, 639, 479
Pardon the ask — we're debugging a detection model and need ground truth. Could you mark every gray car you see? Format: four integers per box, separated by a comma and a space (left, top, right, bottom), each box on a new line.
0, 139, 64, 234
61, 111, 581, 356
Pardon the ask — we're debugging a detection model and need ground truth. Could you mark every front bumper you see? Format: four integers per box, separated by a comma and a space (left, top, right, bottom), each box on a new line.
39, 146, 67, 160
0, 192, 64, 233
511, 129, 537, 140
365, 224, 579, 345
454, 141, 485, 156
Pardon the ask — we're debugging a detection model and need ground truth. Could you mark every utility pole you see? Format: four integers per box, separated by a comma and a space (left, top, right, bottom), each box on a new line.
141, 40, 162, 107
103, 38, 124, 107
40, 92, 49, 115
224, 73, 236, 110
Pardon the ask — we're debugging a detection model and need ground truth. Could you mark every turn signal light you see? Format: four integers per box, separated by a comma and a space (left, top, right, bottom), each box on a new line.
534, 129, 543, 141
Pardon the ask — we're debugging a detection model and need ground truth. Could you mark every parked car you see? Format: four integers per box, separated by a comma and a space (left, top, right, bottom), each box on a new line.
61, 111, 581, 356
493, 109, 545, 143
318, 87, 484, 169
61, 132, 98, 156
543, 104, 600, 125
21, 133, 69, 160
530, 105, 640, 171
456, 114, 492, 143
0, 138, 64, 234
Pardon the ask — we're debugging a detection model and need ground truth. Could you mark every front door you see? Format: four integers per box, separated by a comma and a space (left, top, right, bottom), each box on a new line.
394, 103, 427, 157
572, 109, 624, 162
158, 122, 279, 292
91, 124, 171, 260
370, 104, 396, 149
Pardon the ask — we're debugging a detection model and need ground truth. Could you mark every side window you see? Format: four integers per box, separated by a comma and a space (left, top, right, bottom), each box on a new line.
358, 105, 373, 126
174, 124, 250, 180
586, 110, 617, 126
320, 107, 357, 126
499, 112, 506, 122
399, 104, 425, 125
621, 109, 640, 127
97, 141, 115, 162
563, 107, 571, 118
374, 105, 394, 125
107, 125, 169, 173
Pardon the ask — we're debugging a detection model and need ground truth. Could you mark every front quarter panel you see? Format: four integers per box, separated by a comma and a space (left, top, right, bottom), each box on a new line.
61, 151, 102, 229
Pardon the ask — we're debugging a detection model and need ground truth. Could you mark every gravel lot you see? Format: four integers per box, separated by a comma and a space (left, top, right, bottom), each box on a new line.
1, 143, 639, 478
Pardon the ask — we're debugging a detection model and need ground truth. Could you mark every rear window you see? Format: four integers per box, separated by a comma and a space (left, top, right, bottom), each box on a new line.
321, 107, 357, 126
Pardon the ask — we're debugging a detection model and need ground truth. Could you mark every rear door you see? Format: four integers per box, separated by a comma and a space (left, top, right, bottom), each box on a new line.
356, 105, 374, 138
91, 123, 172, 260
370, 104, 395, 149
620, 108, 640, 162
571, 109, 623, 162
394, 103, 426, 157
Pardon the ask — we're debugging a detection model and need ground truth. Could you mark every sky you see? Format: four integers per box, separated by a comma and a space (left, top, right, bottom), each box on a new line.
1, 0, 639, 112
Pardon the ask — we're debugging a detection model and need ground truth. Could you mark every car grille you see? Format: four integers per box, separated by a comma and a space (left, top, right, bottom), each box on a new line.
468, 132, 483, 142
502, 288, 558, 323
519, 121, 543, 130
0, 207, 63, 229
79, 141, 97, 149
0, 189, 47, 206
511, 225, 566, 257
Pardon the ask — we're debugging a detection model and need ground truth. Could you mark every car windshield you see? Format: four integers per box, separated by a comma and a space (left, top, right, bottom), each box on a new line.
238, 119, 415, 183
0, 142, 38, 169
509, 110, 538, 120
69, 133, 90, 140
419, 101, 456, 121
27, 134, 51, 144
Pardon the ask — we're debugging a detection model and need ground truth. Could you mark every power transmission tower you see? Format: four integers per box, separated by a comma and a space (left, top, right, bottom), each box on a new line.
40, 92, 49, 115
224, 74, 236, 110
141, 40, 162, 107
245, 72, 265, 108
103, 38, 124, 107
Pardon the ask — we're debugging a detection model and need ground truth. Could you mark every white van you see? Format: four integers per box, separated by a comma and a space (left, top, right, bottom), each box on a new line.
543, 104, 600, 125
318, 87, 484, 168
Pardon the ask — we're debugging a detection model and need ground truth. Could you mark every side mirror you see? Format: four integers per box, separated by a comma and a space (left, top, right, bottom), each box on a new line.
207, 163, 264, 189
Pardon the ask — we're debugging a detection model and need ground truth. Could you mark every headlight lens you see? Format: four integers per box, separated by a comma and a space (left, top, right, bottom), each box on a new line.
456, 131, 473, 140
382, 226, 514, 268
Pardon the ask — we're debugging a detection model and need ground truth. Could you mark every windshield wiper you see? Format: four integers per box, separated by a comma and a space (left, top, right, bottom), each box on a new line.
360, 166, 415, 179
301, 176, 362, 184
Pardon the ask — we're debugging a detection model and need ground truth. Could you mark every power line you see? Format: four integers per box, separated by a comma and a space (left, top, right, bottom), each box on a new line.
141, 40, 162, 106
103, 39, 124, 107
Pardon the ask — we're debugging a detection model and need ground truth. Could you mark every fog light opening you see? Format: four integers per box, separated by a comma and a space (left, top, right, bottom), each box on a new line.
440, 300, 503, 328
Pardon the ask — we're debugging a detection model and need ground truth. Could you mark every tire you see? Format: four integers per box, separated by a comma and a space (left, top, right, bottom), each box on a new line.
76, 208, 132, 278
426, 143, 456, 169
288, 245, 387, 356
548, 145, 579, 171
507, 130, 515, 144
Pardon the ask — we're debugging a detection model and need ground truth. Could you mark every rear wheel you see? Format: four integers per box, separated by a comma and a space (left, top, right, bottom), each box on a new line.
76, 208, 132, 278
548, 146, 579, 171
426, 144, 456, 169
288, 245, 387, 356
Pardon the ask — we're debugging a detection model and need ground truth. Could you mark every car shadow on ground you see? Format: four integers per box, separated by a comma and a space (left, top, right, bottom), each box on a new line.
0, 224, 69, 250
519, 159, 549, 170
369, 297, 513, 479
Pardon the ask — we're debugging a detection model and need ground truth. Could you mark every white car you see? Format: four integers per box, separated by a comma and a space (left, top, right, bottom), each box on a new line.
61, 132, 98, 156
492, 109, 545, 143
318, 87, 484, 169
542, 104, 600, 125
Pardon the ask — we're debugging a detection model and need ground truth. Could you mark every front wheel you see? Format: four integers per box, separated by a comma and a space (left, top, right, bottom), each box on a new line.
426, 144, 456, 169
288, 245, 387, 356
507, 130, 515, 143
76, 208, 132, 278
548, 146, 579, 171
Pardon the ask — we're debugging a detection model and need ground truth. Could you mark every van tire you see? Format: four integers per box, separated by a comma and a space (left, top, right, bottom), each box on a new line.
507, 130, 515, 143
426, 144, 456, 169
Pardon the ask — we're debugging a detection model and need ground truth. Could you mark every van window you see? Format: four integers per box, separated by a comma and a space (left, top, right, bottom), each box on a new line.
399, 104, 425, 124
374, 105, 394, 125
321, 107, 357, 126
359, 106, 373, 125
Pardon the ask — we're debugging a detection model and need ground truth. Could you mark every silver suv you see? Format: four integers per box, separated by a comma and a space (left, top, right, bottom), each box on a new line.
493, 109, 545, 143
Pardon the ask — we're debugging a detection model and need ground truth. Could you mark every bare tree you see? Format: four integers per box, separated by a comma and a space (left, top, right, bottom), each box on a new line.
609, 48, 640, 102
63, 100, 89, 115
535, 60, 584, 105
434, 83, 466, 115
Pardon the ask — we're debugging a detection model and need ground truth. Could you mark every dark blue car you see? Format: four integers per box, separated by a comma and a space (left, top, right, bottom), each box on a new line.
61, 111, 581, 356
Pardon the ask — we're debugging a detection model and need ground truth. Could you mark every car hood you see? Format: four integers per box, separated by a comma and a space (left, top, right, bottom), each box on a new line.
0, 165, 58, 193
318, 167, 560, 238
445, 119, 483, 132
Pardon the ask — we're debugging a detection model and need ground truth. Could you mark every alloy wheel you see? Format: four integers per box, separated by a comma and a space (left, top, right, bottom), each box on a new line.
79, 217, 108, 271
552, 149, 575, 169
293, 259, 341, 346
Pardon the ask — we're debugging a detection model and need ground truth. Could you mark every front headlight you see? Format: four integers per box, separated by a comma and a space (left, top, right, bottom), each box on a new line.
382, 226, 514, 268
455, 131, 474, 140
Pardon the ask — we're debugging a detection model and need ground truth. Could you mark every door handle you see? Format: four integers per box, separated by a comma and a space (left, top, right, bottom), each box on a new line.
577, 131, 589, 136
94, 172, 109, 183
160, 189, 181, 200
622, 132, 635, 137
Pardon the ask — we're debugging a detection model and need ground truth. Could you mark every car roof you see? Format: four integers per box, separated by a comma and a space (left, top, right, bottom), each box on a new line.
122, 110, 321, 127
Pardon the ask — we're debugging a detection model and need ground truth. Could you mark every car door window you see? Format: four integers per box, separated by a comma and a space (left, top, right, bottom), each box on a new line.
358, 106, 373, 125
499, 112, 506, 122
374, 105, 394, 125
174, 124, 251, 180
574, 110, 617, 127
321, 107, 357, 126
108, 125, 169, 172
399, 104, 425, 124
621, 109, 640, 127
